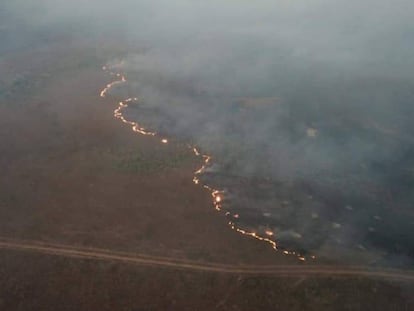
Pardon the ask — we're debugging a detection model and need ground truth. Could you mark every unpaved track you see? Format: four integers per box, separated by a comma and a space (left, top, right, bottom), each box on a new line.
1, 238, 413, 281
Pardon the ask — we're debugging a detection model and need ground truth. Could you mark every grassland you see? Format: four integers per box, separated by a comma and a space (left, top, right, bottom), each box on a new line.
0, 36, 412, 311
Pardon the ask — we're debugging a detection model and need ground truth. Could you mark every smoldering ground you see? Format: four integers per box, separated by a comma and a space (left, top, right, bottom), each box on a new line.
4, 0, 414, 265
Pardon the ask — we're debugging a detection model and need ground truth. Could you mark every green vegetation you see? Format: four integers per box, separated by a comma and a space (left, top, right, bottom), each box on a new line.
114, 148, 194, 174
0, 73, 40, 101
0, 49, 104, 104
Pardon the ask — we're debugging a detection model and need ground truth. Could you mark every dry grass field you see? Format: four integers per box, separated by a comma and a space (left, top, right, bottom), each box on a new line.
0, 38, 412, 310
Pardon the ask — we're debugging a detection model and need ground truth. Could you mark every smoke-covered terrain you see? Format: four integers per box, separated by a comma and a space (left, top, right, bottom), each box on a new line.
4, 0, 414, 266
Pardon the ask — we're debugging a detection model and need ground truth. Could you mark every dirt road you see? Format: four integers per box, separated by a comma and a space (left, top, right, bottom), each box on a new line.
1, 237, 413, 281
